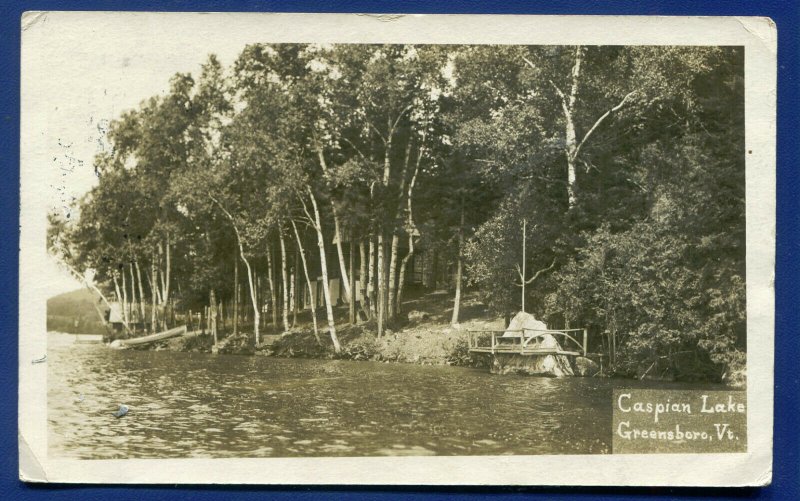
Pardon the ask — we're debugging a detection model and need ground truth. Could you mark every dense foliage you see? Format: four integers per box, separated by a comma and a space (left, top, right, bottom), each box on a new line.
49, 45, 745, 381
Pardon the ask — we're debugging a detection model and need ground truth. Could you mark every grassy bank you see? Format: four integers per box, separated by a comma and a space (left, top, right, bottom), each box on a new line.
264, 290, 498, 369
146, 289, 498, 369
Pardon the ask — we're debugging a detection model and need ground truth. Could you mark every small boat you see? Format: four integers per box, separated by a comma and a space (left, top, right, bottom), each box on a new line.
109, 325, 188, 349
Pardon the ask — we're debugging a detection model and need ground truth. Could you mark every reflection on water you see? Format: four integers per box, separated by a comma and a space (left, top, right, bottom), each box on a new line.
47, 332, 725, 459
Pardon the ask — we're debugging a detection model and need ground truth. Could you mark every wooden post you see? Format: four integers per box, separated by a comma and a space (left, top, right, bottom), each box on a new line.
349, 231, 356, 325
582, 328, 588, 357
188, 309, 193, 332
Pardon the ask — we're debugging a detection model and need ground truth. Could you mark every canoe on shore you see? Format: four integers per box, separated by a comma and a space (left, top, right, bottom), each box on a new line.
109, 325, 188, 349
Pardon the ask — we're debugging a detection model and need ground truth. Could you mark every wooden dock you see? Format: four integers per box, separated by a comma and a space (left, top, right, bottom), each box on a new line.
467, 328, 588, 357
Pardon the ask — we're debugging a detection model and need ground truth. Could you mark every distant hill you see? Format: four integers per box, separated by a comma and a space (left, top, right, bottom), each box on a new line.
47, 288, 108, 334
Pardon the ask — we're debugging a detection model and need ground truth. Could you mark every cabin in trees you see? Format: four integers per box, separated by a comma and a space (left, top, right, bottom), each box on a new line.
105, 301, 152, 335
293, 235, 456, 313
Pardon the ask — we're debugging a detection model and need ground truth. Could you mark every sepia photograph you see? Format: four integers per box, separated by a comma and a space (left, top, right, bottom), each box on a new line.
19, 13, 775, 485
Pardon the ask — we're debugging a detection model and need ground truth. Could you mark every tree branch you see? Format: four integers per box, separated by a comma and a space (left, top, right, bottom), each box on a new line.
573, 90, 637, 160
521, 55, 536, 72
515, 263, 525, 282
520, 173, 569, 186
341, 137, 369, 163
521, 258, 556, 285
367, 121, 387, 145
549, 79, 571, 118
209, 194, 246, 256
296, 191, 316, 230
315, 146, 329, 174
390, 104, 414, 134
549, 79, 567, 102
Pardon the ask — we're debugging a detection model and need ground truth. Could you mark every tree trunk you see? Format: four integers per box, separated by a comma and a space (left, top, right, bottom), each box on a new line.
332, 206, 352, 303
266, 245, 278, 328
397, 138, 424, 314
243, 258, 260, 346
377, 230, 386, 338
158, 241, 168, 329
387, 140, 411, 320
387, 233, 400, 320
128, 262, 137, 326
165, 233, 171, 307
307, 189, 341, 353
134, 259, 146, 323
120, 270, 129, 328
557, 46, 582, 208
349, 230, 356, 324
359, 240, 369, 318
210, 289, 218, 345
292, 249, 299, 327
233, 251, 239, 336
279, 229, 290, 333
256, 277, 262, 330
451, 201, 465, 326
158, 245, 166, 301
397, 234, 414, 315
149, 256, 157, 332
155, 264, 163, 306
375, 114, 395, 338
291, 219, 320, 344
119, 268, 131, 333
315, 146, 352, 304
451, 254, 463, 327
367, 234, 376, 318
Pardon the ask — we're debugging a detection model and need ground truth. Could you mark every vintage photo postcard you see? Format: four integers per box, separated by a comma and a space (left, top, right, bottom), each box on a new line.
19, 12, 775, 486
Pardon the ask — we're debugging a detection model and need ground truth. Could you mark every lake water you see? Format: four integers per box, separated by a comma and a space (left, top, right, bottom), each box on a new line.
47, 332, 726, 459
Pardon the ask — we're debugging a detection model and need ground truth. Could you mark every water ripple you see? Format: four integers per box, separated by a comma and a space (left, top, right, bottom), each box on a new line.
47, 332, 724, 459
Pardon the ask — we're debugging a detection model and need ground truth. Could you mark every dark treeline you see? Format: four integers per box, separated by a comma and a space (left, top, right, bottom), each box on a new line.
48, 44, 745, 381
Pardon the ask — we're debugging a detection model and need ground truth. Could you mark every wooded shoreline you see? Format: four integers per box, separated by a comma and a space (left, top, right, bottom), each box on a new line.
49, 44, 746, 384
112, 290, 743, 387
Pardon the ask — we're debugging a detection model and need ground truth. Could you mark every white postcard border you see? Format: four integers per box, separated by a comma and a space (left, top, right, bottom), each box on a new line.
19, 12, 775, 486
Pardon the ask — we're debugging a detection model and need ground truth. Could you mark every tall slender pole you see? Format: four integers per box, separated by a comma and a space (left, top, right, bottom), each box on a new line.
521, 219, 526, 313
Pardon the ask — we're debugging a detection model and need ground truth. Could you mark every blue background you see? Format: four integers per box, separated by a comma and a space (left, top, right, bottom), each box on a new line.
1, 1, 796, 499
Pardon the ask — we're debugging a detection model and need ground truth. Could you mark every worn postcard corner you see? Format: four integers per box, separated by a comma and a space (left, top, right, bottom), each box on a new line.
19, 432, 47, 483
20, 12, 775, 486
